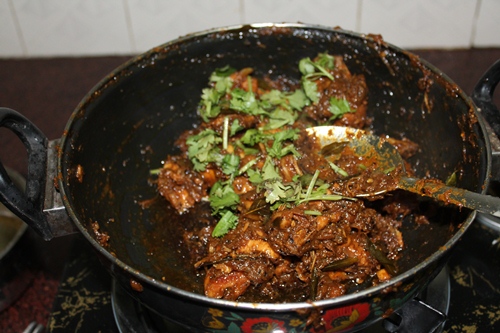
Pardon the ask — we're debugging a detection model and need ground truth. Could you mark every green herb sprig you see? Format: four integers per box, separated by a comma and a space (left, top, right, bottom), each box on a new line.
183, 53, 357, 237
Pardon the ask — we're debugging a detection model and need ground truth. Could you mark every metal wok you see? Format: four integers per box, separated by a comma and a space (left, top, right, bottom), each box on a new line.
1, 23, 499, 332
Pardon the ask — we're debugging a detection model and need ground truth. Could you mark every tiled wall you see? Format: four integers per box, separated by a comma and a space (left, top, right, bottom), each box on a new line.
1, 0, 499, 58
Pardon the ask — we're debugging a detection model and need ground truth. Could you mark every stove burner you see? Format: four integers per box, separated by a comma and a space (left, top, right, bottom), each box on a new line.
111, 267, 449, 333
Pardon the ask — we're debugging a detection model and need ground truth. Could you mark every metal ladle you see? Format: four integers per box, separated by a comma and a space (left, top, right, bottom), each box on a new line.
306, 125, 500, 217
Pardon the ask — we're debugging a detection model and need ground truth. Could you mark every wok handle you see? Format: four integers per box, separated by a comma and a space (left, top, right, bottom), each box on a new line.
0, 107, 53, 240
472, 59, 500, 138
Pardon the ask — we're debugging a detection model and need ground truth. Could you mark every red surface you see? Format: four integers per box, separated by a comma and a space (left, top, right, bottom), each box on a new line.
0, 272, 59, 332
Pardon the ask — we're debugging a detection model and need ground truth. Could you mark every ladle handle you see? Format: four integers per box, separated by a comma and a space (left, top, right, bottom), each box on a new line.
399, 177, 500, 217
0, 107, 53, 240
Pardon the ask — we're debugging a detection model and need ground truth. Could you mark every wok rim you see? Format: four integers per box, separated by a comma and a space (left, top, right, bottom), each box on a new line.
58, 22, 490, 311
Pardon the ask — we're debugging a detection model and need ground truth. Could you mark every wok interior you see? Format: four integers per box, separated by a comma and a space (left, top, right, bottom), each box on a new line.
61, 25, 487, 296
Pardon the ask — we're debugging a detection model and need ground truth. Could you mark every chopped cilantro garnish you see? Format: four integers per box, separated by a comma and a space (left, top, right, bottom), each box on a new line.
299, 53, 335, 80
212, 210, 238, 237
179, 53, 358, 237
304, 170, 320, 201
329, 97, 355, 120
266, 129, 300, 159
304, 210, 322, 216
221, 154, 240, 175
230, 119, 244, 136
199, 88, 222, 121
265, 109, 297, 130
302, 79, 320, 104
198, 66, 234, 121
209, 180, 240, 214
240, 128, 266, 146
328, 161, 349, 177
299, 53, 335, 104
287, 89, 309, 110
261, 156, 281, 181
210, 65, 236, 81
230, 88, 265, 115
186, 129, 222, 171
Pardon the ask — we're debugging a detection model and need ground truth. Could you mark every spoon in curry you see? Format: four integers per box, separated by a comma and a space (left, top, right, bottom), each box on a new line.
306, 125, 500, 217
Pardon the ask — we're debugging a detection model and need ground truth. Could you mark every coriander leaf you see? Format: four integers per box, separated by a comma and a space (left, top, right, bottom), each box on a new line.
222, 154, 240, 175
315, 53, 335, 71
329, 97, 355, 120
240, 128, 266, 146
261, 157, 281, 181
235, 140, 259, 155
199, 88, 222, 121
266, 129, 301, 158
230, 119, 244, 136
212, 210, 238, 237
286, 89, 309, 110
186, 129, 222, 171
264, 181, 289, 204
261, 179, 301, 205
247, 168, 263, 184
302, 79, 320, 104
299, 56, 334, 81
210, 65, 236, 82
261, 89, 309, 113
265, 109, 297, 130
230, 88, 265, 115
299, 57, 316, 76
273, 128, 300, 142
267, 141, 300, 159
214, 76, 233, 95
299, 53, 336, 105
260, 89, 286, 105
209, 181, 240, 213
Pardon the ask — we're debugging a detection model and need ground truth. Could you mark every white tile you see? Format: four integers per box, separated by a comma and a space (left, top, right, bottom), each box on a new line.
243, 0, 359, 31
0, 0, 25, 57
360, 0, 477, 49
127, 0, 243, 53
12, 0, 133, 57
473, 0, 500, 47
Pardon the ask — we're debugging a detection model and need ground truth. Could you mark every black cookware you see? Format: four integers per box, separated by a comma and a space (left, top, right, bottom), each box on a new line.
1, 23, 499, 332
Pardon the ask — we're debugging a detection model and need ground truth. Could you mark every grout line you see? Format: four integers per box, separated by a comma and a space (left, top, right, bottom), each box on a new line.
470, 0, 482, 48
122, 0, 137, 53
7, 0, 27, 56
356, 0, 363, 33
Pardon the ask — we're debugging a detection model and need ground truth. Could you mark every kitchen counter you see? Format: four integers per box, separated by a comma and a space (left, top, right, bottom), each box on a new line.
0, 48, 499, 332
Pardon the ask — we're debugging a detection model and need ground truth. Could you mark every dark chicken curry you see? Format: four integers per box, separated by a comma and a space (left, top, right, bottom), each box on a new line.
154, 53, 421, 303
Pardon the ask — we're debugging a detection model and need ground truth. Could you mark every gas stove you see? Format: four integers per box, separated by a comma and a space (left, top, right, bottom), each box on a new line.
44, 219, 500, 333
